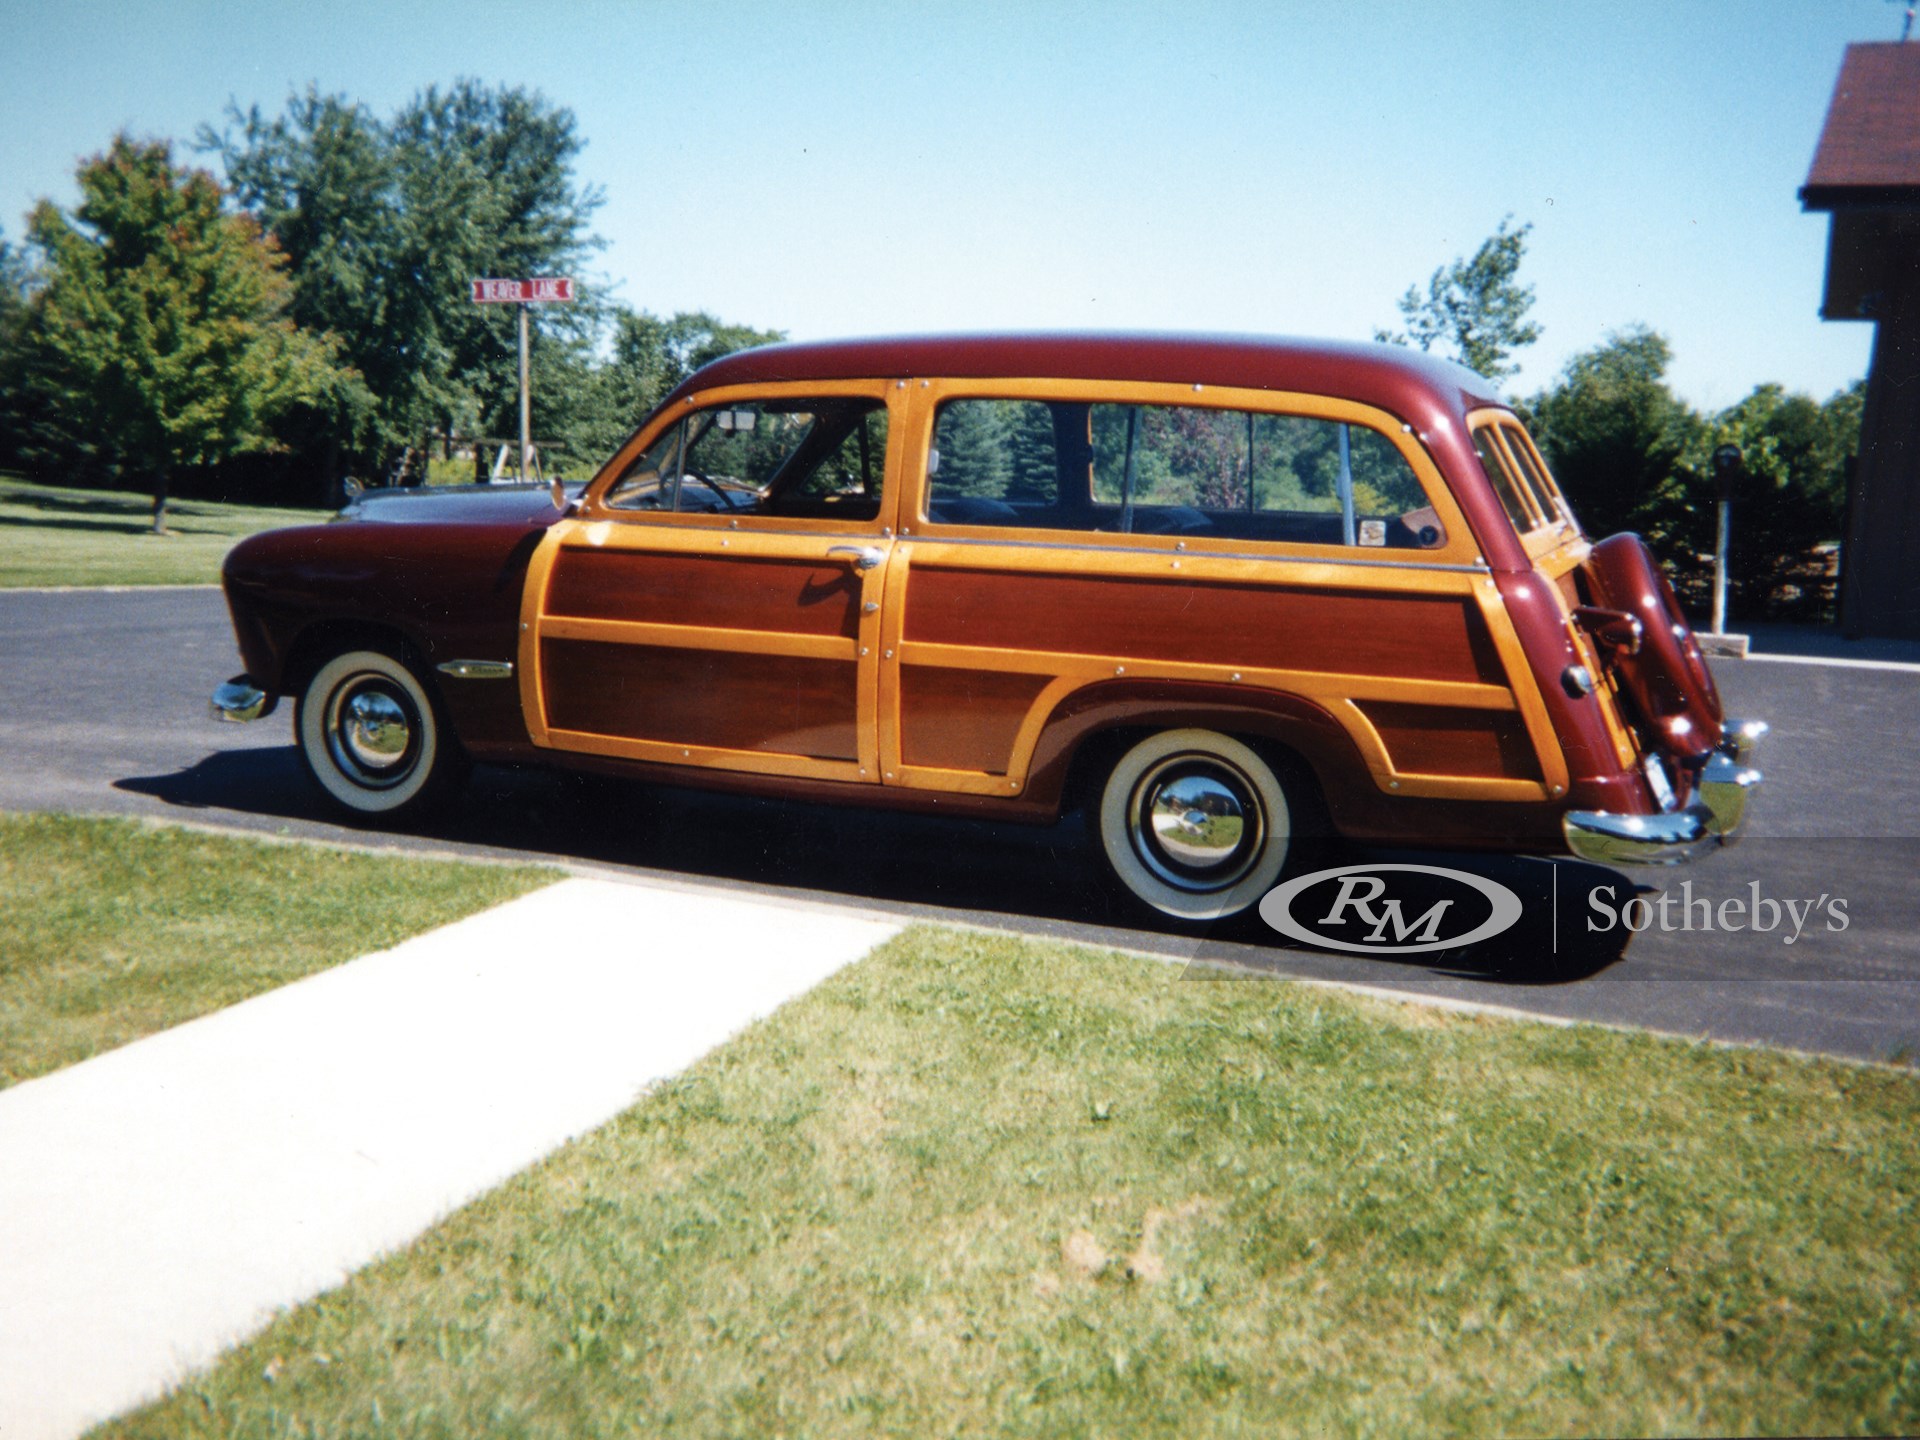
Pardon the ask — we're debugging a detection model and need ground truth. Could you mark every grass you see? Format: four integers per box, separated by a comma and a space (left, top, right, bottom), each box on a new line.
0, 475, 325, 587
0, 812, 558, 1087
104, 926, 1920, 1438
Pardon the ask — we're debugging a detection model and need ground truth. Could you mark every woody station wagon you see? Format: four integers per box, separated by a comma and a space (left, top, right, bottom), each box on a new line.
213, 334, 1764, 923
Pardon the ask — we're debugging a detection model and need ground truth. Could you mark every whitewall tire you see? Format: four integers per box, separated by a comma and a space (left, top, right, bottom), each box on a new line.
1098, 729, 1294, 922
296, 649, 462, 819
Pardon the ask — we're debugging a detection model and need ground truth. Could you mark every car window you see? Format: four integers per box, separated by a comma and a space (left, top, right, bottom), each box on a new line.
1471, 418, 1577, 536
1472, 423, 1543, 533
606, 398, 887, 521
925, 398, 1444, 549
602, 422, 686, 511
1496, 421, 1578, 531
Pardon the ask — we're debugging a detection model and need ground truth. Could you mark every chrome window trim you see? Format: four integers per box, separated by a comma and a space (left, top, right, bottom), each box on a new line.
567, 518, 889, 545
903, 532, 1491, 574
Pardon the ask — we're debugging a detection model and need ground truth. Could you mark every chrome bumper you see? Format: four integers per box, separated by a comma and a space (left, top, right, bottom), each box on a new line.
1563, 718, 1766, 867
211, 676, 277, 723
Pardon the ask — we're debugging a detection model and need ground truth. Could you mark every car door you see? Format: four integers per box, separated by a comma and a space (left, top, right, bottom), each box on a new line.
519, 379, 899, 783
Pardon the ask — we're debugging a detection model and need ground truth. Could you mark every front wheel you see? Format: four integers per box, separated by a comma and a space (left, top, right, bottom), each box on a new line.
296, 649, 466, 820
1097, 729, 1297, 923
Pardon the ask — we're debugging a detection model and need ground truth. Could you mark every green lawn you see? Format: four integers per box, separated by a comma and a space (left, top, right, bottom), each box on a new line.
0, 812, 557, 1087
0, 475, 324, 587
105, 926, 1920, 1438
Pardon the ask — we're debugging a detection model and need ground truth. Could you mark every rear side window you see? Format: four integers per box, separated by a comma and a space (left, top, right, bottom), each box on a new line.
1471, 418, 1574, 535
925, 398, 1444, 549
1497, 423, 1577, 529
1473, 425, 1541, 532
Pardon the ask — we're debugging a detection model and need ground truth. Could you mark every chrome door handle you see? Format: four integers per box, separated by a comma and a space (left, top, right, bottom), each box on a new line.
826, 545, 885, 571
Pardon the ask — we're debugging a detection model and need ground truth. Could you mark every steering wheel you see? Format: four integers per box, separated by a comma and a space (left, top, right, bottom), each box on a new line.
681, 472, 745, 512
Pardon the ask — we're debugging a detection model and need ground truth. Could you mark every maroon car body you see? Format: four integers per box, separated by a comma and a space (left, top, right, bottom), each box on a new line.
215, 333, 1764, 920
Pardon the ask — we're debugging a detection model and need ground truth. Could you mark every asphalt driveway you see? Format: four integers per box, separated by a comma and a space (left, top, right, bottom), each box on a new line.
3, 586, 1916, 1064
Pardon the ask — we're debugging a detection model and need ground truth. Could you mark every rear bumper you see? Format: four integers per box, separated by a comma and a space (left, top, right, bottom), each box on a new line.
211, 675, 277, 723
1562, 718, 1766, 867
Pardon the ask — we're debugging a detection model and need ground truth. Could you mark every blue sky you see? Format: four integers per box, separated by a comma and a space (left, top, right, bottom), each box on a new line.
0, 0, 1900, 409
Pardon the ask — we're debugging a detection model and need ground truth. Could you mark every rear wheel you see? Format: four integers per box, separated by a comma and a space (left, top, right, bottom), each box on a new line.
296, 649, 466, 820
1097, 729, 1296, 923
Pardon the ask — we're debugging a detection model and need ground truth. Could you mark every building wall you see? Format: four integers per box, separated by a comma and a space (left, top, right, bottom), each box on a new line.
1844, 271, 1920, 638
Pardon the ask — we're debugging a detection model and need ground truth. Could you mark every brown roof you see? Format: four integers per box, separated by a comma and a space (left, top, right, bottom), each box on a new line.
1803, 43, 1920, 206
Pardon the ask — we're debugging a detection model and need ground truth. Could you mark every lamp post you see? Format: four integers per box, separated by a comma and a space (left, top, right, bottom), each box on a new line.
1710, 443, 1743, 637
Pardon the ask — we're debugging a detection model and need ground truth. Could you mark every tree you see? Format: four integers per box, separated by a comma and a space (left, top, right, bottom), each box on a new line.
203, 91, 394, 484
1525, 328, 1862, 621
15, 136, 354, 529
0, 228, 28, 339
1005, 401, 1059, 503
932, 397, 1012, 499
0, 229, 33, 468
1377, 217, 1541, 384
1685, 383, 1857, 620
207, 80, 605, 481
1523, 326, 1699, 545
545, 309, 787, 474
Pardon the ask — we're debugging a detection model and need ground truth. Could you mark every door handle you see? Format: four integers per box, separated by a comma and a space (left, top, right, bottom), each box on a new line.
826, 545, 885, 571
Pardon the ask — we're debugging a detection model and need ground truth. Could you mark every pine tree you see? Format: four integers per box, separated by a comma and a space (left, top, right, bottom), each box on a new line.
1005, 401, 1058, 504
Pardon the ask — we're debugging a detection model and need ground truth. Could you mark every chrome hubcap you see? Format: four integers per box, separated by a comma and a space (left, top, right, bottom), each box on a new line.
325, 676, 420, 787
1128, 756, 1264, 893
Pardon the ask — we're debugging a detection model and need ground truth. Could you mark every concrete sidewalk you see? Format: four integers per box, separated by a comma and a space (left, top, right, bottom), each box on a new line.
0, 877, 901, 1440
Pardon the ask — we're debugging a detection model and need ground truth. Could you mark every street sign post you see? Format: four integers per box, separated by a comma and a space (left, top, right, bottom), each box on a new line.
470, 278, 575, 503
469, 277, 575, 304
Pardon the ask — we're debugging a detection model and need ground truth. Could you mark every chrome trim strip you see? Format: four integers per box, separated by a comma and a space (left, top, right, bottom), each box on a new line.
210, 678, 275, 723
903, 533, 1491, 573
437, 659, 515, 680
566, 516, 1485, 573
576, 517, 884, 543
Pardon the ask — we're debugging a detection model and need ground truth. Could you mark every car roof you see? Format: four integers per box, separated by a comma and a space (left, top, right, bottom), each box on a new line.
666, 331, 1508, 423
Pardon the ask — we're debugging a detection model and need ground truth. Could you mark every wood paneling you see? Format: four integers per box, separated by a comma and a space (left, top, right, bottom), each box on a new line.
898, 666, 1053, 774
902, 567, 1505, 684
546, 548, 861, 639
541, 639, 859, 759
1357, 701, 1543, 781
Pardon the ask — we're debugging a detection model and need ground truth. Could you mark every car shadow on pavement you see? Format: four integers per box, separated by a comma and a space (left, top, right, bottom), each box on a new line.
116, 747, 1636, 986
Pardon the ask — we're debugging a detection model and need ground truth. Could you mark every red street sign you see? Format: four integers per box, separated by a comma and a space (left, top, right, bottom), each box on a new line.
470, 277, 575, 304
